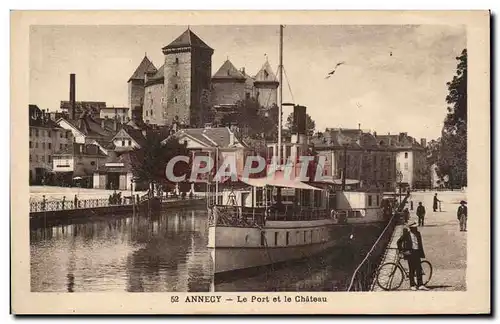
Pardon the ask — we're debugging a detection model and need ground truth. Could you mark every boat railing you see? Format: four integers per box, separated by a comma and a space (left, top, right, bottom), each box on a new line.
345, 212, 397, 291
266, 207, 330, 221
208, 205, 266, 227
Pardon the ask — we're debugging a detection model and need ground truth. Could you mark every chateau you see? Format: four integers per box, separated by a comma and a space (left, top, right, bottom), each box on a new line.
127, 28, 278, 128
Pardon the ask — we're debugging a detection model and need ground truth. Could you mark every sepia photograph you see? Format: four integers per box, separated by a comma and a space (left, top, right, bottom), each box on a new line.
11, 10, 490, 314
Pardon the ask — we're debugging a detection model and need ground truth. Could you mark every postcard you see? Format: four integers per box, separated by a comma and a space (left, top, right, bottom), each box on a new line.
11, 10, 490, 315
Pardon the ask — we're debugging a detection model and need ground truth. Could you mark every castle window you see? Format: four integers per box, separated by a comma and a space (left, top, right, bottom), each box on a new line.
122, 140, 125, 146
174, 84, 179, 89
128, 140, 132, 146
175, 57, 179, 64
150, 109, 153, 116
29, 141, 32, 148
48, 143, 51, 149
175, 71, 179, 77
174, 98, 178, 104
146, 110, 148, 117
404, 152, 408, 158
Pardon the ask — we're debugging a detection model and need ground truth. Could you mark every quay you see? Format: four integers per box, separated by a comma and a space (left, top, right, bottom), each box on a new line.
371, 190, 467, 291
29, 196, 207, 224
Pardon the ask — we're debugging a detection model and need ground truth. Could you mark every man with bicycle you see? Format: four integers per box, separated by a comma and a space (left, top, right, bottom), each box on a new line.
397, 223, 430, 291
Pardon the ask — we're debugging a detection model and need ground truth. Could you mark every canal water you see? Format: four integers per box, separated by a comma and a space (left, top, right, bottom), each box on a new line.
30, 208, 382, 292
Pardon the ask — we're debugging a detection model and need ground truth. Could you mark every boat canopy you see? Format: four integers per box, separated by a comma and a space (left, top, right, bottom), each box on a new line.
238, 170, 322, 191
313, 176, 360, 185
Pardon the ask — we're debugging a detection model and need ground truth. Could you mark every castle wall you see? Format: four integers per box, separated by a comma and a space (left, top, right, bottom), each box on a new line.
128, 80, 145, 119
189, 48, 213, 127
164, 51, 192, 126
163, 48, 213, 128
255, 83, 278, 108
212, 80, 246, 106
143, 82, 165, 125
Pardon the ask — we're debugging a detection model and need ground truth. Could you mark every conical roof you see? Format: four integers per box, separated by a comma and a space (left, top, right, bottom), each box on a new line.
254, 60, 278, 83
128, 56, 157, 82
212, 60, 246, 80
163, 28, 213, 51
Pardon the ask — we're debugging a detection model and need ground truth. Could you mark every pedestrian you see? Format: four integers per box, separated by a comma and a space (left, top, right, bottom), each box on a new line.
397, 222, 429, 291
457, 200, 468, 231
433, 193, 441, 212
416, 202, 426, 226
403, 208, 410, 224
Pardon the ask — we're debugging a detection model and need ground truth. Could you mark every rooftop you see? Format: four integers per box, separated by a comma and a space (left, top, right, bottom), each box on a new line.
174, 126, 244, 148
128, 55, 157, 82
212, 60, 246, 81
162, 28, 213, 51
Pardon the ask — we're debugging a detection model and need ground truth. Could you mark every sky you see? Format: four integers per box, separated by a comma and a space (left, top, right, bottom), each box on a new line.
29, 24, 466, 141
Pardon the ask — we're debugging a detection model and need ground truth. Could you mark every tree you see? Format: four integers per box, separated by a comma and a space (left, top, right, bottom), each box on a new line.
285, 112, 316, 137
437, 49, 467, 187
130, 130, 190, 195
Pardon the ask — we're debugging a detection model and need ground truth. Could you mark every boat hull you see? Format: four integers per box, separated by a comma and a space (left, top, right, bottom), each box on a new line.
209, 221, 386, 276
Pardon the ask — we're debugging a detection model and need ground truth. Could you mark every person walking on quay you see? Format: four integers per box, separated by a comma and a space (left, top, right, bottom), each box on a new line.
457, 200, 468, 232
416, 202, 426, 226
397, 222, 429, 291
403, 207, 410, 224
433, 193, 441, 212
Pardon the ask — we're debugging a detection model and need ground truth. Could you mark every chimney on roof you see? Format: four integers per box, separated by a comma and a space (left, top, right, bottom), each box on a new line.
358, 123, 361, 130
420, 138, 427, 148
113, 118, 118, 132
373, 131, 377, 137
70, 74, 76, 120
240, 67, 245, 75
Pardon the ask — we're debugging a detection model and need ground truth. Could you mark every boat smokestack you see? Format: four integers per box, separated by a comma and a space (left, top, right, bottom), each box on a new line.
293, 105, 307, 144
70, 73, 76, 120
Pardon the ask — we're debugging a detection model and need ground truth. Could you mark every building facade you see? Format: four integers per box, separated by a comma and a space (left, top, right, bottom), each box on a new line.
375, 132, 429, 189
52, 143, 108, 187
29, 105, 74, 184
311, 128, 397, 191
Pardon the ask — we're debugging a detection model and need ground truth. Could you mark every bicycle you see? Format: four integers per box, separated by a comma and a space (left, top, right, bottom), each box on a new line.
376, 251, 433, 291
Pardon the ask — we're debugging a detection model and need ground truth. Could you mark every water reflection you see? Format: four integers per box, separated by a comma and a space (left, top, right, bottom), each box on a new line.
31, 208, 382, 292
30, 209, 213, 292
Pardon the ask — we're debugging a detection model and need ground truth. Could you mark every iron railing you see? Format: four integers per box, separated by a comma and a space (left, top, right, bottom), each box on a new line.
346, 212, 397, 291
29, 198, 129, 213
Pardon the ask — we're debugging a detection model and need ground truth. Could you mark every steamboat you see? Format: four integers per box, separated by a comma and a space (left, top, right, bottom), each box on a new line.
207, 25, 393, 278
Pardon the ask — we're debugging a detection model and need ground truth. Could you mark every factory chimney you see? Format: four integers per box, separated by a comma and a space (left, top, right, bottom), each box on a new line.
70, 74, 76, 120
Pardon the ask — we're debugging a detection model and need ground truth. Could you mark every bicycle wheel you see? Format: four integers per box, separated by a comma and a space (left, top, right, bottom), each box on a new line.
377, 262, 404, 291
420, 260, 433, 285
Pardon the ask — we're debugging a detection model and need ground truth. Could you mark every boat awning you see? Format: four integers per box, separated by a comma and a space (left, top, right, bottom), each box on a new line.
314, 177, 360, 185
238, 173, 322, 191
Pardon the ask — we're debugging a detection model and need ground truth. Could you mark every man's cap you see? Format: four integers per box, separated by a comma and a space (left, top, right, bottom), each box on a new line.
409, 222, 418, 228
460, 200, 467, 204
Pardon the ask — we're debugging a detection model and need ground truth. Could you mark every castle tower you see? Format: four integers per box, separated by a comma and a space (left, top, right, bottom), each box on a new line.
162, 28, 214, 127
253, 60, 279, 109
212, 59, 246, 107
127, 55, 157, 120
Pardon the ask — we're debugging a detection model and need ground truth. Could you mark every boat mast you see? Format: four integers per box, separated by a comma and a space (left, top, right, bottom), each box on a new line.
277, 24, 284, 167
